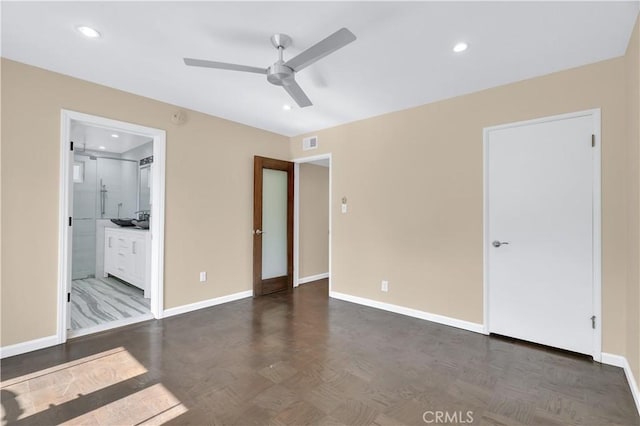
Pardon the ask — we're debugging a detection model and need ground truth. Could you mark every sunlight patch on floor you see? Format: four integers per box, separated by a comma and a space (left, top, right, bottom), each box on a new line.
60, 383, 187, 425
1, 347, 148, 422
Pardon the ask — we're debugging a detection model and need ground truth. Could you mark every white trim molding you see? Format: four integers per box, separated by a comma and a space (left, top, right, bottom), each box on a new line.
601, 353, 640, 415
294, 162, 300, 287
162, 290, 253, 318
298, 272, 329, 285
58, 110, 167, 345
482, 108, 602, 361
601, 352, 627, 368
329, 291, 484, 334
0, 335, 59, 359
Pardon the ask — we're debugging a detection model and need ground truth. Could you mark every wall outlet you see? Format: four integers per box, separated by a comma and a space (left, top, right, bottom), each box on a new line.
381, 280, 389, 292
199, 271, 207, 282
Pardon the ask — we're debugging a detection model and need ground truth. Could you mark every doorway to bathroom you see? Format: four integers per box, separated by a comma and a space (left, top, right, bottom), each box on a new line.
58, 110, 166, 342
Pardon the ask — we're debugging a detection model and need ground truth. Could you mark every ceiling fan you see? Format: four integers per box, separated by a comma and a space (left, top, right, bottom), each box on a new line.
183, 28, 356, 108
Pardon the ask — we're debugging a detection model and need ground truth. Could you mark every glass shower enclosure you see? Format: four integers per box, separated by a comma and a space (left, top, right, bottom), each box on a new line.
72, 154, 138, 279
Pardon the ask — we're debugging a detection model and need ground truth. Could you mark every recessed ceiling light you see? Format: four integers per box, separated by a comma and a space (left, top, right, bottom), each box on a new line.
77, 26, 101, 39
453, 42, 468, 53
111, 133, 119, 138
282, 104, 292, 111
98, 146, 106, 150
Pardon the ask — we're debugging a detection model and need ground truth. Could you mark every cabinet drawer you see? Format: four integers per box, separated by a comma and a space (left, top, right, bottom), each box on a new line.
117, 237, 131, 249
105, 233, 131, 248
116, 251, 133, 274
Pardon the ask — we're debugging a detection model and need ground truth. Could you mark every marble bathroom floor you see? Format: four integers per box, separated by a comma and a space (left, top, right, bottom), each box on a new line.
70, 277, 150, 330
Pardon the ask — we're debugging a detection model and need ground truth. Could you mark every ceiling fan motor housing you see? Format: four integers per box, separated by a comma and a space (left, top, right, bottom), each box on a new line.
267, 34, 294, 86
267, 62, 294, 86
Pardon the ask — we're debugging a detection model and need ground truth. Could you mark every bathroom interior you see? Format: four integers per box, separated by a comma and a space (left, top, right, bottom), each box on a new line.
70, 120, 154, 334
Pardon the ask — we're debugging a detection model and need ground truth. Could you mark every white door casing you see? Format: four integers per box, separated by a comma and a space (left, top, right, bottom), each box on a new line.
484, 109, 601, 359
58, 110, 166, 343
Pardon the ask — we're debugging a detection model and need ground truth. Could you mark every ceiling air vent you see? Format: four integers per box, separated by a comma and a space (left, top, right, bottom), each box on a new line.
303, 136, 318, 151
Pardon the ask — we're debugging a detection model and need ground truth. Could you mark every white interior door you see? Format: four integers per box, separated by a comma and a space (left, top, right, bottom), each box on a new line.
487, 113, 596, 356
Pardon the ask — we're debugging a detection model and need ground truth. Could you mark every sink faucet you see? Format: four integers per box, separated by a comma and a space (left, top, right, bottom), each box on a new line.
134, 210, 150, 221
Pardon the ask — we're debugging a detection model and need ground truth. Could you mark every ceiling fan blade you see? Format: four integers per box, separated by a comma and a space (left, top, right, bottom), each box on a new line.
283, 80, 312, 108
183, 58, 267, 74
284, 28, 356, 72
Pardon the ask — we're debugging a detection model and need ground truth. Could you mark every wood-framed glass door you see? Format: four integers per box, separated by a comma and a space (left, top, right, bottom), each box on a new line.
253, 156, 294, 296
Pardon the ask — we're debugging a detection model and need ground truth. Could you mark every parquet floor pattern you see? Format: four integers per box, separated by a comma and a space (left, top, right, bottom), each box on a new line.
1, 279, 638, 425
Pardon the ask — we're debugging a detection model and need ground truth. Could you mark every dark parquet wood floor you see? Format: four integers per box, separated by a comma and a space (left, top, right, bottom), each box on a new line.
1, 279, 638, 425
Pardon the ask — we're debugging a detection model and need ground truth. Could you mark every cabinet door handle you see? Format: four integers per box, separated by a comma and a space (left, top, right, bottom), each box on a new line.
108, 237, 112, 248
132, 241, 136, 254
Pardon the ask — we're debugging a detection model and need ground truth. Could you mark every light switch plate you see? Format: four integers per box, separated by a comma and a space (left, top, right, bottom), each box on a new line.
341, 204, 347, 213
200, 271, 207, 282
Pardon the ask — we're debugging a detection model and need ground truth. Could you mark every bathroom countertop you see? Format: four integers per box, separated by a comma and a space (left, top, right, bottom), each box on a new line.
106, 226, 149, 233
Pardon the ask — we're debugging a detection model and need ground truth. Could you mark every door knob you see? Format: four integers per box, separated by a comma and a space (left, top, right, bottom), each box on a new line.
492, 240, 509, 248
254, 229, 264, 235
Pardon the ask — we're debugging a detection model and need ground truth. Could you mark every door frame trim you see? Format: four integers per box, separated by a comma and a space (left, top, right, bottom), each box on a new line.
482, 108, 601, 361
58, 110, 166, 344
292, 153, 332, 293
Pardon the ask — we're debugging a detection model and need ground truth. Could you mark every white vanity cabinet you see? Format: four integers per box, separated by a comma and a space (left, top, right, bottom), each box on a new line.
104, 227, 151, 298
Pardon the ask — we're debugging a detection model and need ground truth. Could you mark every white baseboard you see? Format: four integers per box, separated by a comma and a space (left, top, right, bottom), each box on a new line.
329, 291, 484, 334
0, 335, 59, 359
163, 290, 253, 318
601, 352, 626, 368
601, 352, 640, 415
298, 273, 329, 285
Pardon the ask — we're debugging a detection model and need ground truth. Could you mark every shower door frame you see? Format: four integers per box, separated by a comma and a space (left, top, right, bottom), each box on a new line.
57, 110, 167, 343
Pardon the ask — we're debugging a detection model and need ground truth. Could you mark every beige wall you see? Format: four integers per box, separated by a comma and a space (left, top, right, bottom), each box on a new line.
0, 59, 289, 347
2, 23, 639, 367
299, 163, 329, 279
291, 57, 629, 355
625, 15, 640, 384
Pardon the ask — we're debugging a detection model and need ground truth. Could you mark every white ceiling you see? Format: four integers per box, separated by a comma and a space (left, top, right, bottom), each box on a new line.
71, 121, 152, 154
2, 2, 638, 137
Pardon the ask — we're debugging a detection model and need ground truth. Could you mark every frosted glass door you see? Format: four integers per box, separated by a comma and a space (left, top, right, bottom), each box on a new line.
253, 156, 293, 296
262, 169, 288, 279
